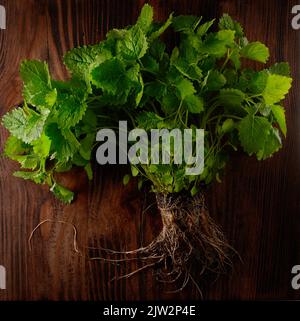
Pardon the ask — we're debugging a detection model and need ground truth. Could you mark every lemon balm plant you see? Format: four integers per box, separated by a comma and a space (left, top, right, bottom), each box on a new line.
2, 5, 292, 289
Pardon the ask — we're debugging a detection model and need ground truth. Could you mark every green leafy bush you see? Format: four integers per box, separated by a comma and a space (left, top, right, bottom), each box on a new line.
2, 5, 292, 203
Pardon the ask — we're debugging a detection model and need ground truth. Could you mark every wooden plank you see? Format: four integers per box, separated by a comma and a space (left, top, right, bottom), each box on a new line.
0, 0, 299, 300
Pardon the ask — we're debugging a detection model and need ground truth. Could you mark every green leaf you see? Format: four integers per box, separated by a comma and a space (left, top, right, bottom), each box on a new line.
79, 133, 95, 161
258, 103, 271, 116
144, 81, 166, 98
172, 15, 201, 32
184, 95, 204, 114
136, 112, 163, 130
55, 162, 72, 173
218, 14, 235, 30
191, 185, 199, 197
51, 183, 74, 204
32, 133, 51, 158
218, 88, 245, 107
229, 48, 241, 69
238, 114, 272, 155
62, 128, 80, 149
262, 74, 292, 105
79, 109, 97, 134
269, 62, 290, 77
52, 78, 87, 100
123, 174, 131, 185
91, 58, 130, 95
17, 155, 39, 170
84, 163, 93, 180
3, 137, 39, 170
256, 127, 282, 160
218, 13, 244, 38
20, 60, 57, 109
248, 70, 268, 94
64, 44, 111, 77
14, 170, 47, 184
174, 78, 196, 99
179, 33, 202, 63
201, 30, 236, 57
149, 39, 166, 61
205, 70, 226, 91
171, 53, 203, 81
53, 93, 88, 129
238, 69, 255, 90
2, 107, 49, 143
240, 42, 269, 63
149, 13, 173, 42
223, 68, 238, 86
45, 123, 79, 161
196, 19, 215, 37
117, 26, 148, 60
148, 164, 158, 173
221, 119, 235, 133
127, 64, 144, 106
4, 136, 30, 160
174, 169, 185, 192
141, 54, 160, 74
72, 153, 89, 167
96, 91, 130, 106
106, 28, 127, 40
136, 4, 153, 33
161, 173, 173, 186
271, 105, 287, 137
161, 90, 180, 114
181, 63, 203, 81
131, 166, 139, 177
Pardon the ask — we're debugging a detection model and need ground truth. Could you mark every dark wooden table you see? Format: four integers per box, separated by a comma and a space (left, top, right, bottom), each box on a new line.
0, 0, 300, 300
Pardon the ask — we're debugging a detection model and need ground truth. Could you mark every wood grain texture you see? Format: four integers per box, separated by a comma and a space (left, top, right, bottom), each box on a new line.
0, 0, 300, 300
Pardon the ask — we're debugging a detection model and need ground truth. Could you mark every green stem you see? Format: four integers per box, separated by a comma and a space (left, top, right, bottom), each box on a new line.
201, 101, 221, 129
125, 109, 136, 128
185, 110, 189, 126
174, 100, 183, 124
207, 114, 242, 122
150, 101, 159, 114
220, 49, 232, 72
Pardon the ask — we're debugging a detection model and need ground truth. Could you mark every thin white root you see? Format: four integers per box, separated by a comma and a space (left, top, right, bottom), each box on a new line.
28, 219, 81, 254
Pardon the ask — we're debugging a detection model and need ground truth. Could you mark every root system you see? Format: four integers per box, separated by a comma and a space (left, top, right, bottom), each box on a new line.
90, 192, 235, 292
